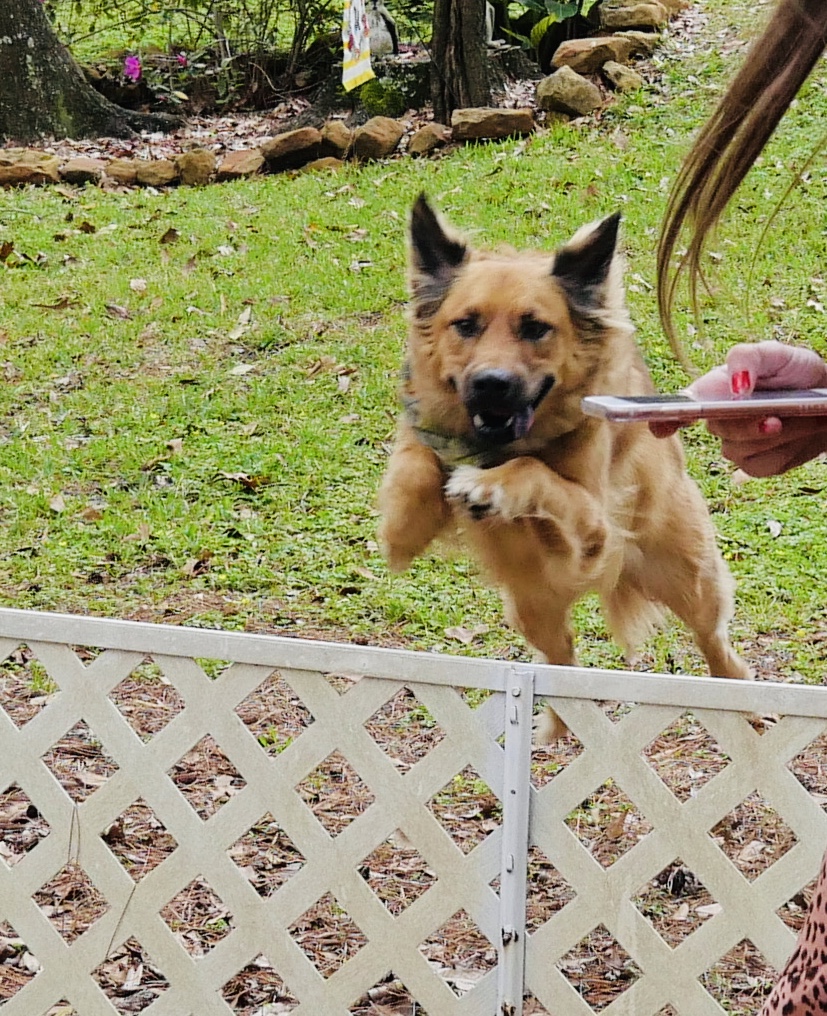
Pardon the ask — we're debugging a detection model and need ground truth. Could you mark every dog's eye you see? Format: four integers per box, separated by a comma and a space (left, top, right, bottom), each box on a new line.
519, 316, 551, 343
452, 316, 481, 340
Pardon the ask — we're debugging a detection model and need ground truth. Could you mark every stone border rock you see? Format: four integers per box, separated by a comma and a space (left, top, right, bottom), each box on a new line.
0, 0, 679, 190
0, 110, 532, 189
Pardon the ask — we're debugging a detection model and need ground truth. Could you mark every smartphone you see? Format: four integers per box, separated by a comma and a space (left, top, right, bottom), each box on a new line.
581, 389, 827, 423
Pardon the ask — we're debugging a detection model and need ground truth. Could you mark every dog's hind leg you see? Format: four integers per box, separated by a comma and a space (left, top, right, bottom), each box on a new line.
659, 555, 750, 681
445, 458, 617, 740
446, 461, 608, 662
634, 521, 751, 682
378, 427, 452, 572
495, 544, 581, 743
501, 583, 580, 743
459, 515, 589, 743
500, 580, 577, 668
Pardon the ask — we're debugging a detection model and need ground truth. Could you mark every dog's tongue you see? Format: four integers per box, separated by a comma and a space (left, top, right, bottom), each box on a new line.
511, 407, 535, 440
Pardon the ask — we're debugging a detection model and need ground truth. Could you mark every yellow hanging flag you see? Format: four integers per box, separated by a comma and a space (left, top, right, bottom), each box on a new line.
342, 0, 375, 91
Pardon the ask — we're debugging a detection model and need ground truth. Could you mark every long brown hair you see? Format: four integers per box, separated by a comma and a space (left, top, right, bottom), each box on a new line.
657, 0, 827, 363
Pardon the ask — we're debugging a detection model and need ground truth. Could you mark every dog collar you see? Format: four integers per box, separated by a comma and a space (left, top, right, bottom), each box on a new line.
409, 423, 503, 469
400, 364, 505, 470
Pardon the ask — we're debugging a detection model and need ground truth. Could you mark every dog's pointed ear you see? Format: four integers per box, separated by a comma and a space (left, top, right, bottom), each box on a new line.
551, 212, 621, 305
408, 194, 468, 308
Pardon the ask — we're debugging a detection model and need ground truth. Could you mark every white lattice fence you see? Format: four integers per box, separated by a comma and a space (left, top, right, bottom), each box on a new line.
0, 608, 826, 1016
528, 675, 827, 1015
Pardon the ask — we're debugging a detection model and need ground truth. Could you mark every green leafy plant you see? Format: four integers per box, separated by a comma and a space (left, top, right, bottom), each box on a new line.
509, 0, 601, 47
48, 0, 340, 107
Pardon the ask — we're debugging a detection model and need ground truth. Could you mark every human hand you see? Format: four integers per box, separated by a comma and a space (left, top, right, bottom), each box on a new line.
650, 341, 827, 476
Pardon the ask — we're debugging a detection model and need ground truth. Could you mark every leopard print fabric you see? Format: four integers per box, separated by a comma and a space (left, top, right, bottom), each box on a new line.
760, 848, 827, 1015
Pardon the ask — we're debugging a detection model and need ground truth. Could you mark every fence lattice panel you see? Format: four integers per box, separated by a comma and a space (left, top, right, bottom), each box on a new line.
0, 608, 826, 1016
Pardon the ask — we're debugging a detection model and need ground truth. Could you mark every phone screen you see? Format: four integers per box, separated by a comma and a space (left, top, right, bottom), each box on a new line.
581, 390, 827, 422
618, 391, 827, 405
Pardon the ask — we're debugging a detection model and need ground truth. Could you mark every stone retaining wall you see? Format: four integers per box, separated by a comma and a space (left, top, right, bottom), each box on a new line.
0, 0, 683, 190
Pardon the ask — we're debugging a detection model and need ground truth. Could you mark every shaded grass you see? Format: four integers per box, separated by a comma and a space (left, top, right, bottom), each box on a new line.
2, 0, 827, 682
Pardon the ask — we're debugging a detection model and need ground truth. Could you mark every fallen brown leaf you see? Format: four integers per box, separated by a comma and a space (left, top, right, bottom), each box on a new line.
124, 522, 152, 544
217, 472, 270, 491
182, 549, 213, 578
31, 296, 77, 311
605, 813, 628, 841
105, 303, 132, 320
444, 624, 489, 645
353, 567, 378, 581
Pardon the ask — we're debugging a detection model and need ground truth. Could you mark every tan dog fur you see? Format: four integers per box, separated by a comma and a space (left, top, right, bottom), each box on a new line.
378, 196, 749, 736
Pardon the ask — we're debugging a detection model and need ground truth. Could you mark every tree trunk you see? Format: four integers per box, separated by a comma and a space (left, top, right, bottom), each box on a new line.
430, 0, 491, 125
0, 0, 177, 143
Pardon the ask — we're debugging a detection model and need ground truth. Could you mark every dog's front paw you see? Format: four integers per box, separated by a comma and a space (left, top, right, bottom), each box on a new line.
445, 465, 505, 520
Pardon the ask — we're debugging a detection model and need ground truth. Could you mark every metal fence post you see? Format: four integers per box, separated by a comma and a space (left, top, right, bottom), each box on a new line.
496, 666, 535, 1015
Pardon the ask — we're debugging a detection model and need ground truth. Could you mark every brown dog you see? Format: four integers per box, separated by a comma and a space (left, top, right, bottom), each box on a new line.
378, 195, 750, 738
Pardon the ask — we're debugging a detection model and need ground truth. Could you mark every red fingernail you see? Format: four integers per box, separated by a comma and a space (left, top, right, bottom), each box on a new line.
731, 370, 752, 396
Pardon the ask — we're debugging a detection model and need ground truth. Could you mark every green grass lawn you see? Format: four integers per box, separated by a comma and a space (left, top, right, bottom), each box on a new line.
2, 0, 827, 684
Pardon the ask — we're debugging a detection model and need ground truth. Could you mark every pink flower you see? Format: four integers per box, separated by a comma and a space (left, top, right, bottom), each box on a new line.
123, 55, 142, 82
176, 52, 188, 67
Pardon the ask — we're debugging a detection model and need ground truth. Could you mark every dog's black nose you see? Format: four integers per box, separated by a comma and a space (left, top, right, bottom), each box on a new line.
470, 369, 521, 403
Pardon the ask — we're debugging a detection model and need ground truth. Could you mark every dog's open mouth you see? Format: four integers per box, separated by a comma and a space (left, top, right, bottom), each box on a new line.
468, 376, 555, 445
471, 406, 535, 443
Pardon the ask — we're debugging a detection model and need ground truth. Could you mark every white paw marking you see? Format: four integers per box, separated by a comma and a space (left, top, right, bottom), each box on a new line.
445, 466, 505, 518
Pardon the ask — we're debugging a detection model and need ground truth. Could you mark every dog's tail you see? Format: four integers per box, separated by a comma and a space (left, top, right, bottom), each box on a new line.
601, 583, 665, 663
